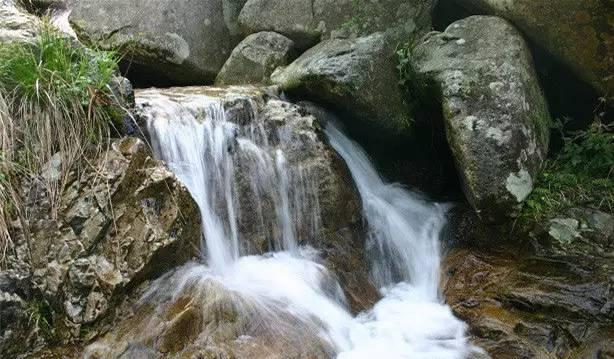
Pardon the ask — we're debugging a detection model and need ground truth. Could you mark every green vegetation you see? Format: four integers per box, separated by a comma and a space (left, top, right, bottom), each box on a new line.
342, 0, 372, 33
521, 121, 613, 224
396, 41, 439, 116
0, 23, 121, 265
25, 299, 54, 341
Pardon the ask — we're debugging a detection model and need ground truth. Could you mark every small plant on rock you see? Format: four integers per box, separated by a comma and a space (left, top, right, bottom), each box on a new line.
0, 23, 121, 265
522, 120, 614, 226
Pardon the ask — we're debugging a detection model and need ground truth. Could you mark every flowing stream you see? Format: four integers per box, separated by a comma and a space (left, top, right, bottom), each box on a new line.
136, 88, 472, 358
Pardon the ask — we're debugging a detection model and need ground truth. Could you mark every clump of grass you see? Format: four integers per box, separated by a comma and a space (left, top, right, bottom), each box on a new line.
396, 41, 439, 120
25, 298, 55, 341
0, 23, 120, 265
521, 121, 613, 224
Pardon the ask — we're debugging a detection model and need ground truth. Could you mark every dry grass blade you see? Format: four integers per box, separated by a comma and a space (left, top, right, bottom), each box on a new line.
0, 23, 121, 267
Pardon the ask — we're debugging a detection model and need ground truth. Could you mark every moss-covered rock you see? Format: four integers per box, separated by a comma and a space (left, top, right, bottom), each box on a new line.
412, 16, 551, 222
452, 0, 614, 98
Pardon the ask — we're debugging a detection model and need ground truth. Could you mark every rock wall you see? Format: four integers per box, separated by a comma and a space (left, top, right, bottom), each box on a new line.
1, 138, 201, 354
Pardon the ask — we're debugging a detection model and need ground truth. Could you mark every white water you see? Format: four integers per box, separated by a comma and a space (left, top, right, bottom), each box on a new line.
325, 121, 472, 358
138, 88, 473, 358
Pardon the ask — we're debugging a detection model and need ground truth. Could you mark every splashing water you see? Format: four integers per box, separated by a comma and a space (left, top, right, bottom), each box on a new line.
325, 121, 472, 358
129, 87, 473, 357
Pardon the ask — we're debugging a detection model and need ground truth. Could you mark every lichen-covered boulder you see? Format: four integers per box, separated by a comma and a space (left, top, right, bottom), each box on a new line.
412, 16, 551, 221
452, 0, 613, 97
215, 31, 295, 85
6, 137, 201, 347
66, 0, 241, 84
272, 32, 412, 139
238, 0, 435, 49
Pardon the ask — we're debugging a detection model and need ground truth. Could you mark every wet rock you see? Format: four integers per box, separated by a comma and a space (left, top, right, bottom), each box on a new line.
136, 86, 377, 312
442, 240, 614, 358
85, 270, 333, 358
451, 0, 614, 97
272, 32, 412, 139
215, 31, 295, 86
412, 16, 551, 221
66, 0, 241, 84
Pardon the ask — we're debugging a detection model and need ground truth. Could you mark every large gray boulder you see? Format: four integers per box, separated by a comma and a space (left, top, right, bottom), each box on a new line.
412, 16, 551, 221
215, 31, 295, 85
66, 0, 241, 84
238, 0, 435, 49
272, 32, 412, 138
451, 0, 613, 97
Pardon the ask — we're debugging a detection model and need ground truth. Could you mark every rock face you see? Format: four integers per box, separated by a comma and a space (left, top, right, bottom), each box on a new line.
238, 0, 435, 49
443, 203, 614, 358
0, 0, 40, 43
412, 16, 551, 221
4, 137, 201, 350
442, 240, 614, 358
215, 31, 295, 85
452, 0, 614, 97
66, 0, 240, 84
272, 32, 412, 139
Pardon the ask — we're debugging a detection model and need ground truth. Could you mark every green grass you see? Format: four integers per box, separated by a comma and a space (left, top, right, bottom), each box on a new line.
0, 23, 121, 265
521, 121, 614, 225
25, 299, 55, 341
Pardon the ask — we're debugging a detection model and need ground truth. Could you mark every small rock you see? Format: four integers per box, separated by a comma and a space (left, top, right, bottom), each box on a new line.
548, 218, 581, 244
216, 31, 295, 85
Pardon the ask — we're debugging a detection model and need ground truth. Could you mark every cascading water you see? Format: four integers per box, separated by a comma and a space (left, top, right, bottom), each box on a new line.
97, 87, 475, 358
324, 122, 472, 358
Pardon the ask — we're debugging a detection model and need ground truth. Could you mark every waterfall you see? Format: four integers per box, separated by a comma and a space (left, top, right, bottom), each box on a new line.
324, 122, 444, 298
324, 121, 472, 358
125, 88, 474, 358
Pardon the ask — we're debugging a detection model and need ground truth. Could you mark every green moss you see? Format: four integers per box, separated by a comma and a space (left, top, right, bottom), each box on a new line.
341, 0, 370, 33
521, 121, 613, 225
